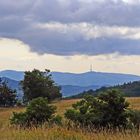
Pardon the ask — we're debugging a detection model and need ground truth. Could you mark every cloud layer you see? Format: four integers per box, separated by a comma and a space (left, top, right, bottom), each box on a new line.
1, 0, 140, 55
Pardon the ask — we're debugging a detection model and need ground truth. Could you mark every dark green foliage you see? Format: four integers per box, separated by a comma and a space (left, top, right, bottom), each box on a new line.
10, 97, 61, 126
51, 115, 62, 125
0, 78, 17, 107
67, 89, 96, 99
129, 110, 140, 130
16, 100, 23, 107
26, 97, 56, 124
21, 69, 62, 102
10, 112, 27, 126
65, 89, 131, 129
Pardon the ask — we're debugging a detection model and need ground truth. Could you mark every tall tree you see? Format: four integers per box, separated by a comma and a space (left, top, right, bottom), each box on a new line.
21, 69, 62, 102
0, 79, 17, 107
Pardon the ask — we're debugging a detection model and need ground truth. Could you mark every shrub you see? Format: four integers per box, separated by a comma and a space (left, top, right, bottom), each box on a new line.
16, 100, 23, 107
51, 115, 62, 125
10, 97, 61, 127
129, 110, 140, 130
65, 89, 131, 129
10, 112, 27, 126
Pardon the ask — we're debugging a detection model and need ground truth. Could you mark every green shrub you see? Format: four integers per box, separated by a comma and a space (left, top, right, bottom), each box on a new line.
10, 112, 27, 126
10, 97, 61, 127
65, 89, 131, 129
51, 115, 62, 125
129, 110, 140, 130
16, 100, 23, 107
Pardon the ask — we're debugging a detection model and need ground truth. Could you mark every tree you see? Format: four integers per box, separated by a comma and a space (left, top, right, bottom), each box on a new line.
0, 79, 17, 107
10, 97, 62, 126
21, 69, 62, 102
65, 89, 131, 129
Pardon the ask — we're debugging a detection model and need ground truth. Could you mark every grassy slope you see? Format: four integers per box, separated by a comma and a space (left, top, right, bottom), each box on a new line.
0, 98, 140, 140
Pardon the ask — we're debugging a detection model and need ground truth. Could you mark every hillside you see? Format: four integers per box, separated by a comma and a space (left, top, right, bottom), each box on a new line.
70, 81, 140, 98
52, 71, 140, 86
1, 70, 140, 97
0, 70, 24, 81
0, 77, 100, 97
61, 85, 100, 97
1, 70, 140, 86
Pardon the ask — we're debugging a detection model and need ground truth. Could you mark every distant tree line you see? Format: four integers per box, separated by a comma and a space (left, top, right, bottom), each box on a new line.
69, 81, 140, 99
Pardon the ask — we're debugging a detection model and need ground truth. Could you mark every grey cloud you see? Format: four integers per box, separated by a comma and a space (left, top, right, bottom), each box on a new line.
29, 0, 140, 26
0, 0, 140, 56
19, 26, 140, 56
1, 0, 140, 26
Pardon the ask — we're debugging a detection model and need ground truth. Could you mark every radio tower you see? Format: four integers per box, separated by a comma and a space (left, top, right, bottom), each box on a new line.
90, 64, 93, 72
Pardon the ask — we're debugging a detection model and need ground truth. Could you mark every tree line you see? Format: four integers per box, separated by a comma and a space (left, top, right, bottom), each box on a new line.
69, 81, 140, 99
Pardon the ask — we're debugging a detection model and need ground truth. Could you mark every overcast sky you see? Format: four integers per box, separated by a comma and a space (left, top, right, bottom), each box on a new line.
1, 0, 140, 75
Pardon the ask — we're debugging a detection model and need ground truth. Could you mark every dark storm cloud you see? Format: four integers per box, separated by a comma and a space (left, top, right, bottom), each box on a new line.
1, 0, 140, 56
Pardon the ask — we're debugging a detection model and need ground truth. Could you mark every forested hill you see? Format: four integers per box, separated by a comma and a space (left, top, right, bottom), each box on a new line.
69, 81, 140, 98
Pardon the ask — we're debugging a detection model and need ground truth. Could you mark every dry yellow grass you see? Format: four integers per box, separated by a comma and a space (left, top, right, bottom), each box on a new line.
0, 98, 139, 140
53, 99, 80, 116
127, 97, 140, 110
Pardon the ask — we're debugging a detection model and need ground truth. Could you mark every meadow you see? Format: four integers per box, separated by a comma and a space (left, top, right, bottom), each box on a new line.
0, 98, 140, 140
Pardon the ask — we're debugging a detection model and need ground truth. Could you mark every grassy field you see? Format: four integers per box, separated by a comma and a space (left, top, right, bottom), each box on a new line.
0, 98, 140, 140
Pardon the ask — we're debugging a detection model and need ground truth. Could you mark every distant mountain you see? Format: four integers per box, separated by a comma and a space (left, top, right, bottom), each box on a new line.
0, 77, 100, 97
1, 70, 140, 97
0, 70, 24, 81
1, 70, 140, 87
52, 71, 140, 86
61, 85, 100, 97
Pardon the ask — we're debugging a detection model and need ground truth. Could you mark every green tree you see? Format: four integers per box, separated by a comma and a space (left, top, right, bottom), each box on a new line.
10, 97, 61, 126
21, 69, 62, 102
65, 89, 130, 129
0, 79, 17, 107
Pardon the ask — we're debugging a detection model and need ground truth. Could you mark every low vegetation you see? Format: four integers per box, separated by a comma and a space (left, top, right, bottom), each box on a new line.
10, 97, 62, 127
0, 98, 140, 140
65, 90, 140, 130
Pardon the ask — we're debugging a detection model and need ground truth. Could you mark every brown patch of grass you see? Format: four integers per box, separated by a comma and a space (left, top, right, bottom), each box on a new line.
127, 97, 140, 110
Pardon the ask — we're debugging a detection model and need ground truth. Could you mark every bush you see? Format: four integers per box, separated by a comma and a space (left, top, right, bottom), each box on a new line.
65, 89, 131, 129
129, 110, 140, 130
16, 100, 23, 107
10, 112, 27, 126
10, 97, 61, 127
51, 115, 62, 125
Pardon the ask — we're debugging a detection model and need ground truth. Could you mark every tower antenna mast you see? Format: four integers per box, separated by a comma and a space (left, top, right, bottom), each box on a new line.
90, 64, 92, 72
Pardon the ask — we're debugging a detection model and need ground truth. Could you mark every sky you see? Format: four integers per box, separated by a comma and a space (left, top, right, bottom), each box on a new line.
1, 0, 140, 75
